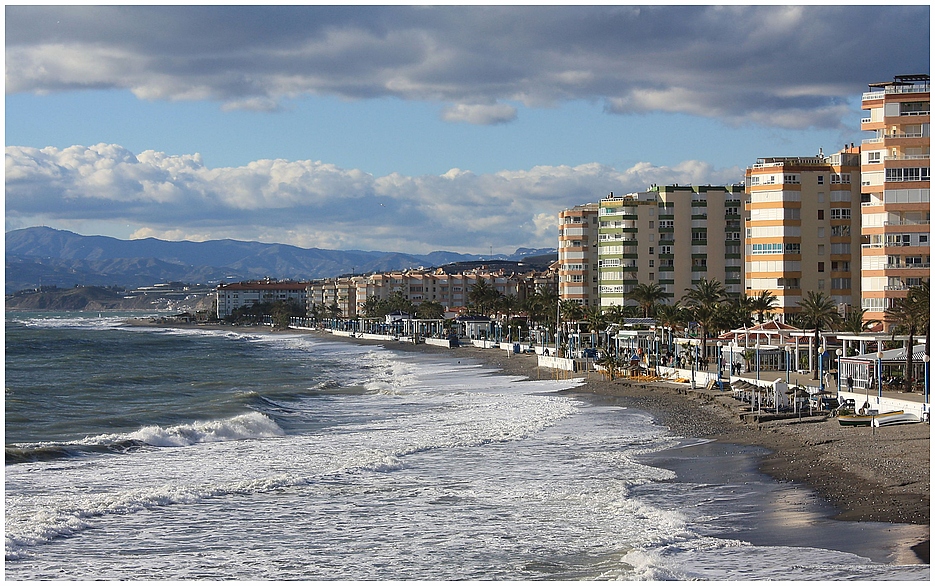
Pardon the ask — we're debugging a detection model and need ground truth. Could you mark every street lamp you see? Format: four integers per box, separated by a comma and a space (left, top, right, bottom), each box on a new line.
691, 340, 697, 389
717, 341, 724, 392
755, 341, 761, 383
785, 344, 791, 384
836, 348, 843, 396
924, 354, 930, 412
876, 350, 884, 398
818, 345, 825, 392
653, 335, 659, 376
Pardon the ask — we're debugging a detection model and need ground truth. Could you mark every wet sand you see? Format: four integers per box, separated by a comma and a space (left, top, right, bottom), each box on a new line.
126, 321, 930, 564
336, 336, 931, 565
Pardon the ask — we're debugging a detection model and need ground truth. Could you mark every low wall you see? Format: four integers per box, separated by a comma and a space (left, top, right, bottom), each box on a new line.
471, 339, 498, 349
424, 338, 452, 348
360, 333, 396, 341
838, 390, 928, 419
537, 355, 576, 371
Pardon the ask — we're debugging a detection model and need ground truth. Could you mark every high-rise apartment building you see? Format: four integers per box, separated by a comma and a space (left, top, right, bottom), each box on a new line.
597, 185, 745, 309
744, 147, 862, 318
859, 74, 930, 327
558, 203, 599, 306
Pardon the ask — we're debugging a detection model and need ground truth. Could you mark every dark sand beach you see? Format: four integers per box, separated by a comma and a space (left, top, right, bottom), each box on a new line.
127, 320, 931, 564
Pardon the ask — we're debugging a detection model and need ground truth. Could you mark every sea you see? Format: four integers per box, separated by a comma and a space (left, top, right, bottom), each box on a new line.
5, 312, 930, 581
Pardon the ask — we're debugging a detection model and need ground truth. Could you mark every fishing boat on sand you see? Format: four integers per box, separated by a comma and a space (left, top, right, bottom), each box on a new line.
838, 410, 914, 427
871, 411, 920, 427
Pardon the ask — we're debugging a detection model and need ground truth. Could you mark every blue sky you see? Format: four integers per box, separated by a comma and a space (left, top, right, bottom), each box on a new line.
5, 5, 930, 255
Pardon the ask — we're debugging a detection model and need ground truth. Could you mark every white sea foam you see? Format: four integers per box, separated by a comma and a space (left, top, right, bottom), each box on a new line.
88, 412, 285, 448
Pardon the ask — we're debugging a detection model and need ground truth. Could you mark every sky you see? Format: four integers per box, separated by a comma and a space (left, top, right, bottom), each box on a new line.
5, 4, 931, 255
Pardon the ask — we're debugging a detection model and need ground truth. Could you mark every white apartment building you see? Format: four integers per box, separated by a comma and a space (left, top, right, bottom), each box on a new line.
216, 281, 309, 319
597, 185, 745, 309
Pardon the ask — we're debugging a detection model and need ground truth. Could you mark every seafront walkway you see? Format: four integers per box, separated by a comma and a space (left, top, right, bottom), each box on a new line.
307, 326, 930, 421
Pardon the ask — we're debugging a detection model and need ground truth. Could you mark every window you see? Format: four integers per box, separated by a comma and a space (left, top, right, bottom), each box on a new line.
817, 175, 824, 184
649, 260, 654, 267
831, 173, 851, 184
818, 262, 825, 272
886, 167, 930, 182
831, 261, 851, 272
818, 245, 825, 256
659, 245, 673, 255
867, 152, 881, 164
830, 208, 851, 220
691, 231, 707, 241
817, 227, 825, 238
648, 247, 654, 254
649, 221, 654, 228
818, 279, 825, 290
818, 209, 824, 220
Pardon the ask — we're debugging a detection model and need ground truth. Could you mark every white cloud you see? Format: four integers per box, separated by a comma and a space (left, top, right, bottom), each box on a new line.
6, 143, 743, 254
5, 6, 928, 128
441, 103, 517, 125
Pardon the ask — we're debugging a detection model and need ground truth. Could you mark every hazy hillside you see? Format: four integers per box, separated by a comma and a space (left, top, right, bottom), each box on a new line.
6, 227, 556, 293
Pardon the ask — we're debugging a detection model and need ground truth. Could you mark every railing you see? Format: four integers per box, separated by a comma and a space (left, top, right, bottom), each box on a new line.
883, 219, 930, 226
862, 84, 930, 100
885, 154, 930, 161
886, 263, 930, 269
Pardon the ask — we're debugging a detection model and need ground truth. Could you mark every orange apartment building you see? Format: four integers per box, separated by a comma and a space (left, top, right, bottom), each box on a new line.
558, 203, 599, 306
859, 74, 930, 327
744, 147, 863, 319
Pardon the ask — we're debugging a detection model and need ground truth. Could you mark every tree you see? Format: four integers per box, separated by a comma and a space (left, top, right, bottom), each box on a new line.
841, 308, 880, 335
468, 278, 501, 316
681, 278, 727, 363
750, 290, 779, 324
885, 281, 930, 394
626, 283, 668, 318
415, 300, 445, 320
796, 291, 841, 381
654, 302, 686, 355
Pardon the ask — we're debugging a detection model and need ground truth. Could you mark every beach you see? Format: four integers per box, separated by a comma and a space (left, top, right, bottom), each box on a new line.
312, 331, 931, 564
123, 320, 930, 566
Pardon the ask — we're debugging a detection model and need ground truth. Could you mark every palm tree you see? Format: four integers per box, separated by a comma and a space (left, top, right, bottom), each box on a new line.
681, 278, 727, 364
885, 281, 930, 394
626, 282, 668, 318
841, 308, 880, 335
468, 278, 499, 316
796, 291, 841, 381
750, 290, 779, 324
654, 302, 685, 356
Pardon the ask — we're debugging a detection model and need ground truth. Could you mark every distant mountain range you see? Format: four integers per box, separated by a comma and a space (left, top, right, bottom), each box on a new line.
5, 227, 557, 293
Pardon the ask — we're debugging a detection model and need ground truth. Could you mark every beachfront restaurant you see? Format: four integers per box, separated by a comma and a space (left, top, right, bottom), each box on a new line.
838, 344, 928, 393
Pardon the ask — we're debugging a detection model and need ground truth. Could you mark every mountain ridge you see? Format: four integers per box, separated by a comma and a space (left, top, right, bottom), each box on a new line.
5, 227, 556, 293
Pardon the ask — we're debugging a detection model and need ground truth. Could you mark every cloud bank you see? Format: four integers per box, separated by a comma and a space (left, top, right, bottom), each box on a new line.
5, 144, 742, 254
6, 5, 928, 128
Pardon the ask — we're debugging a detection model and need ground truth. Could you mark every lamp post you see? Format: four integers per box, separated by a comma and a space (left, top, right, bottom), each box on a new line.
691, 340, 697, 389
876, 350, 884, 398
836, 348, 843, 397
755, 341, 761, 383
785, 344, 791, 384
818, 345, 825, 392
717, 341, 723, 392
653, 335, 660, 376
924, 354, 930, 407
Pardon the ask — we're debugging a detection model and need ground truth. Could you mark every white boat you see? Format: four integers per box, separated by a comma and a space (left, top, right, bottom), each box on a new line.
871, 411, 920, 427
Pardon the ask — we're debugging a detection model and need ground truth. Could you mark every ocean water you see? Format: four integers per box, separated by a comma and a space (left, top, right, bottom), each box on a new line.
5, 312, 930, 580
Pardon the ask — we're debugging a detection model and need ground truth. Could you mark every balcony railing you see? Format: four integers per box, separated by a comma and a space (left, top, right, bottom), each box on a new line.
883, 219, 930, 226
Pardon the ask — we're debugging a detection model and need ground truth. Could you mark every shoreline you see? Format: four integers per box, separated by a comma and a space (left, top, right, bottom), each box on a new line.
125, 320, 930, 564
